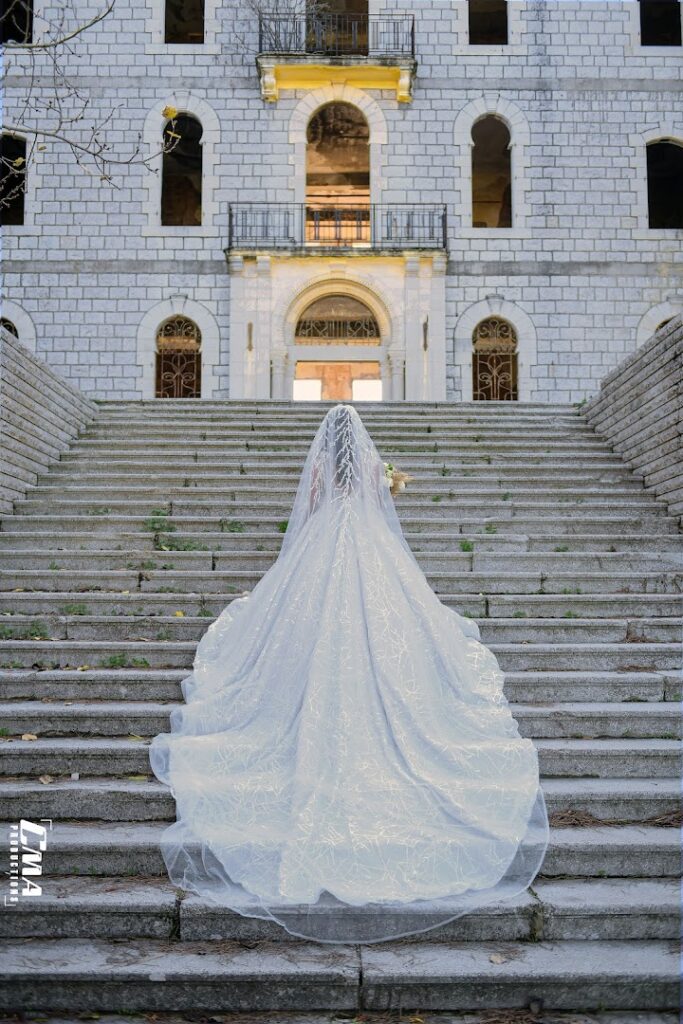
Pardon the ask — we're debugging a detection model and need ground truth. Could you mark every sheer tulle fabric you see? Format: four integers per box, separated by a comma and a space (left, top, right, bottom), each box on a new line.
149, 404, 549, 943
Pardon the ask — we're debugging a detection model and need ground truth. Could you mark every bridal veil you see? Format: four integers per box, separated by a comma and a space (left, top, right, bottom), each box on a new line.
148, 403, 549, 943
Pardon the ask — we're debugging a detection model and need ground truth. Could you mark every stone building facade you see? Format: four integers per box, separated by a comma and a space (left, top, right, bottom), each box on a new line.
2, 0, 683, 402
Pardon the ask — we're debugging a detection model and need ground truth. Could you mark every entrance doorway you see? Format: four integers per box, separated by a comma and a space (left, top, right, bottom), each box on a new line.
293, 361, 382, 401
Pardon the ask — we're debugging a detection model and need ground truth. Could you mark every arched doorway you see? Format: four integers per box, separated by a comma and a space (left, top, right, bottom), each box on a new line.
155, 316, 202, 397
472, 317, 518, 400
306, 102, 370, 245
290, 293, 383, 401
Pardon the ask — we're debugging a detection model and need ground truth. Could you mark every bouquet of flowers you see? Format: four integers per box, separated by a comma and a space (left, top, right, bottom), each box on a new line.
383, 461, 413, 497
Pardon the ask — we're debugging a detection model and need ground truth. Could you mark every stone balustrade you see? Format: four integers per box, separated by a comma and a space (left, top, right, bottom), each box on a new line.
583, 315, 683, 525
0, 327, 98, 514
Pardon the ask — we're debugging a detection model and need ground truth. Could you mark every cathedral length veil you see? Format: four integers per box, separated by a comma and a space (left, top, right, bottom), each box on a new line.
148, 403, 549, 943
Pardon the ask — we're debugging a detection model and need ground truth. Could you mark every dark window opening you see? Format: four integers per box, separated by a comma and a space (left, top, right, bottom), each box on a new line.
165, 0, 204, 44
469, 0, 508, 44
1, 318, 19, 337
471, 116, 512, 228
161, 115, 203, 226
1, 0, 33, 43
1, 134, 27, 225
647, 141, 683, 228
639, 0, 682, 45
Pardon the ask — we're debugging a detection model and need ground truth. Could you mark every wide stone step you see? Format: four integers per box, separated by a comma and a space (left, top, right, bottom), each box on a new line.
1, 637, 680, 671
2, 700, 678, 740
1, 874, 678, 943
82, 424, 599, 440
6, 529, 681, 557
2, 548, 679, 575
3, 819, 678, 879
41, 467, 642, 487
22, 481, 660, 502
2, 736, 679, 778
1, 613, 680, 645
3, 569, 680, 597
1, 776, 677, 822
56, 452, 631, 471
2, 589, 682, 622
2, 668, 675, 703
67, 441, 624, 461
0, 937, 676, 1011
4, 512, 678, 535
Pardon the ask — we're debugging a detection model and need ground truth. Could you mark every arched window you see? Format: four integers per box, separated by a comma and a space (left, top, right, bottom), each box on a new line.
161, 114, 203, 226
155, 316, 202, 398
1, 134, 27, 225
471, 116, 511, 228
469, 0, 508, 44
295, 295, 380, 344
472, 317, 518, 401
306, 102, 370, 243
647, 140, 683, 228
1, 318, 18, 337
165, 0, 204, 43
1, 0, 33, 43
639, 0, 682, 45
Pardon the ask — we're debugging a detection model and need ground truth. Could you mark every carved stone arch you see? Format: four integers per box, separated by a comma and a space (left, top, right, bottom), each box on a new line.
453, 95, 531, 231
636, 300, 683, 346
288, 85, 387, 207
272, 273, 398, 401
629, 124, 683, 228
0, 300, 37, 353
454, 297, 537, 401
279, 274, 393, 351
142, 94, 220, 235
137, 296, 220, 398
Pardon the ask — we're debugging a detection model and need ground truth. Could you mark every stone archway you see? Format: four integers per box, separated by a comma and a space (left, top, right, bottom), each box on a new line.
275, 277, 395, 402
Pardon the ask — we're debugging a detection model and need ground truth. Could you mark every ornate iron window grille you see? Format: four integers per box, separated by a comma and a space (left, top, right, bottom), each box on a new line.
472, 318, 518, 401
155, 317, 202, 399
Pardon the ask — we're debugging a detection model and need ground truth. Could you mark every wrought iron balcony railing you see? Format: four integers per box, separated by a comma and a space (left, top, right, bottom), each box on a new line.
258, 13, 415, 58
228, 203, 447, 252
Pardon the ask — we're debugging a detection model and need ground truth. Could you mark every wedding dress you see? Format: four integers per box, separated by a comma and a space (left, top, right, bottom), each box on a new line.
148, 403, 549, 943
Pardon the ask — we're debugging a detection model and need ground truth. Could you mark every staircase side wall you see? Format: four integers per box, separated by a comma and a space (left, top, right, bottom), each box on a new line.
583, 315, 683, 526
0, 327, 99, 515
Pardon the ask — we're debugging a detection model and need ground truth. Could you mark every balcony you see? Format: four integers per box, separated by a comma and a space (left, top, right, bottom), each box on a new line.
256, 14, 417, 103
227, 203, 447, 254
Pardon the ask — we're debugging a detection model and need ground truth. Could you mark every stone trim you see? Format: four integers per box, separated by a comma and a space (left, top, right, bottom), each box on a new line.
141, 94, 221, 237
288, 84, 388, 207
453, 296, 538, 402
453, 94, 531, 232
0, 300, 37, 353
136, 296, 221, 399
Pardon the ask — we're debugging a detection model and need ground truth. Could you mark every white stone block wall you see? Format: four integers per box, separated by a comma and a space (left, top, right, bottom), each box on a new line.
583, 315, 683, 524
2, 1, 682, 400
0, 327, 98, 514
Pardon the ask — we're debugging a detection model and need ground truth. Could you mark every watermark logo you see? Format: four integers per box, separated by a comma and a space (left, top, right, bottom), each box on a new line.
5, 819, 51, 906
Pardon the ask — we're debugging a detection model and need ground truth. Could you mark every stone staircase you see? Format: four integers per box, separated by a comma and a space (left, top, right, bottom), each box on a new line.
0, 400, 681, 1017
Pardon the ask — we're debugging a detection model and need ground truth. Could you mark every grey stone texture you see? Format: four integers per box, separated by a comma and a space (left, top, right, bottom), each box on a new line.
583, 315, 683, 524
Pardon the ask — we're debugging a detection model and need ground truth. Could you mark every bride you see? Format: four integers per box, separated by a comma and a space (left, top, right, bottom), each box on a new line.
148, 403, 549, 943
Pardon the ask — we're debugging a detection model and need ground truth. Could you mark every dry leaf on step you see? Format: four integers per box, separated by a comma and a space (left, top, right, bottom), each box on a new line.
21, 733, 38, 741
38, 774, 54, 784
489, 952, 509, 964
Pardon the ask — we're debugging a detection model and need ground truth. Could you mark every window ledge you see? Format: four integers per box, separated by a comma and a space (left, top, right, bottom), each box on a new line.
141, 225, 220, 238
145, 43, 221, 56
